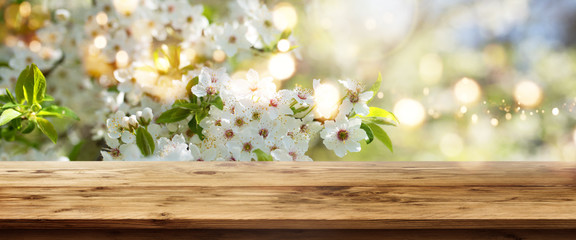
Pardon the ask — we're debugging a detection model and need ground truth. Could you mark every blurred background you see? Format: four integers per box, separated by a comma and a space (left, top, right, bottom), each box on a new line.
285, 0, 576, 162
3, 0, 576, 162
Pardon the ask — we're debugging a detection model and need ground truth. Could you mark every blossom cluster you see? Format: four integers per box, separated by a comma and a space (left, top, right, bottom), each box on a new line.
102, 66, 395, 161
84, 0, 293, 103
0, 0, 395, 161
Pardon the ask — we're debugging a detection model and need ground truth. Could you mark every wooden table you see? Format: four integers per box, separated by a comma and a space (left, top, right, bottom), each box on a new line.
1, 161, 576, 239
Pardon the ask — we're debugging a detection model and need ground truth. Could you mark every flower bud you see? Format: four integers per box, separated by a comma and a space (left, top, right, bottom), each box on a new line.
136, 108, 153, 126
55, 9, 70, 22
143, 108, 153, 121
121, 116, 131, 129
128, 115, 139, 130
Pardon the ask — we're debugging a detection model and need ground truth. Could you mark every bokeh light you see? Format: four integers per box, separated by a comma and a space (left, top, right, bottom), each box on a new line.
453, 77, 481, 104
268, 53, 295, 80
514, 81, 542, 108
273, 2, 298, 30
394, 98, 426, 127
19, 2, 32, 18
115, 50, 129, 68
212, 50, 226, 63
93, 35, 107, 49
29, 40, 41, 52
113, 0, 138, 15
95, 12, 108, 26
277, 39, 291, 52
314, 82, 340, 119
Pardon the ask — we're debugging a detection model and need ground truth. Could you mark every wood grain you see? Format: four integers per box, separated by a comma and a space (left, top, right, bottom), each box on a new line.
3, 229, 576, 240
1, 161, 576, 229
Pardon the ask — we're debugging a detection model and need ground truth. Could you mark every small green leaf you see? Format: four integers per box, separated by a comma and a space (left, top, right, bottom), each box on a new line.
202, 5, 216, 23
32, 64, 46, 105
211, 96, 223, 110
173, 101, 201, 111
195, 108, 209, 124
5, 89, 16, 103
20, 120, 36, 134
136, 127, 155, 156
38, 105, 79, 120
254, 149, 273, 161
68, 141, 85, 161
188, 116, 205, 139
293, 106, 310, 114
1, 102, 18, 110
186, 76, 199, 102
0, 95, 10, 103
15, 65, 33, 104
361, 116, 397, 126
155, 108, 191, 124
366, 73, 382, 104
360, 123, 374, 144
0, 109, 22, 126
180, 64, 196, 73
368, 123, 393, 153
366, 107, 398, 125
43, 95, 55, 102
36, 117, 57, 144
279, 29, 292, 41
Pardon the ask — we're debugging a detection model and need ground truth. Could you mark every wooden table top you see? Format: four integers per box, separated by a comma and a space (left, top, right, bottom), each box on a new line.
1, 161, 575, 229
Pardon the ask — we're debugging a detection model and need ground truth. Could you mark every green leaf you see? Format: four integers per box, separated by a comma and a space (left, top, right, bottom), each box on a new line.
15, 64, 46, 106
15, 65, 33, 104
136, 127, 155, 156
1, 102, 18, 110
195, 108, 209, 124
0, 108, 22, 126
366, 73, 382, 104
366, 107, 398, 125
279, 29, 292, 41
5, 89, 16, 103
188, 116, 204, 139
360, 123, 374, 144
0, 95, 10, 104
361, 116, 397, 126
211, 96, 223, 110
43, 95, 55, 102
293, 106, 310, 114
202, 5, 216, 23
180, 64, 196, 73
173, 101, 201, 111
36, 117, 57, 144
31, 64, 46, 105
186, 76, 199, 102
368, 123, 393, 153
254, 149, 273, 161
155, 108, 191, 124
68, 141, 85, 161
20, 120, 35, 134
38, 105, 79, 120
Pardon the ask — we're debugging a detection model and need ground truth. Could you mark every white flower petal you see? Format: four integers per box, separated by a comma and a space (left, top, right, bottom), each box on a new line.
121, 131, 135, 144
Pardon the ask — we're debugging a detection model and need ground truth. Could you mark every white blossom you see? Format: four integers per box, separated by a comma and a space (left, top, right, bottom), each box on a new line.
320, 115, 368, 157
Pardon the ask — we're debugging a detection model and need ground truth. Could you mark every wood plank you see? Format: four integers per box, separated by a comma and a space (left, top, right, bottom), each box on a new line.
1, 162, 576, 229
2, 229, 576, 240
